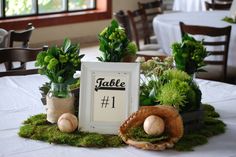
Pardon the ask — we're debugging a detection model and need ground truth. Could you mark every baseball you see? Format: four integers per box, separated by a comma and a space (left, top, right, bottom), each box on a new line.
57, 113, 78, 133
143, 115, 165, 135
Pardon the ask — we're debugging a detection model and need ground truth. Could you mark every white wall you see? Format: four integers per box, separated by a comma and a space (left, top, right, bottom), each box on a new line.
30, 0, 173, 47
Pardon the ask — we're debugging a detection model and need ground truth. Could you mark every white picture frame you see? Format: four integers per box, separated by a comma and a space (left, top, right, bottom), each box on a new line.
79, 62, 140, 134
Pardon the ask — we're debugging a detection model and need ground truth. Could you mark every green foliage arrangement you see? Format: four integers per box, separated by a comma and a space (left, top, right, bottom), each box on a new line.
35, 38, 84, 84
157, 69, 202, 112
139, 58, 201, 112
139, 57, 174, 105
97, 20, 137, 62
172, 34, 208, 75
18, 104, 225, 151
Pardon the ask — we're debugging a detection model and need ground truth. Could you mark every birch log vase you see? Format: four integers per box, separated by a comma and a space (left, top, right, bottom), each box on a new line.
46, 83, 75, 123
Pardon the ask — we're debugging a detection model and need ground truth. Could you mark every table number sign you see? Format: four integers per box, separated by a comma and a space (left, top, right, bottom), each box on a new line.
93, 72, 128, 123
79, 62, 140, 134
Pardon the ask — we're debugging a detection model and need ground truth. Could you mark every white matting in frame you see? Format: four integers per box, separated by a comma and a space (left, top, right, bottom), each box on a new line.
79, 62, 140, 134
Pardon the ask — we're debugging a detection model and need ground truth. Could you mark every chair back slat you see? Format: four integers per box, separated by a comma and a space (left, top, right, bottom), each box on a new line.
203, 41, 227, 46
207, 50, 226, 55
204, 61, 224, 65
205, 1, 232, 10
0, 69, 38, 77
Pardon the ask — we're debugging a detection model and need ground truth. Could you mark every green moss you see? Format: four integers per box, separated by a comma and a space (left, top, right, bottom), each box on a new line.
19, 114, 124, 148
202, 104, 220, 118
174, 104, 226, 151
175, 134, 207, 151
107, 136, 124, 147
80, 134, 106, 147
23, 114, 48, 125
18, 125, 35, 138
18, 104, 225, 151
127, 126, 169, 143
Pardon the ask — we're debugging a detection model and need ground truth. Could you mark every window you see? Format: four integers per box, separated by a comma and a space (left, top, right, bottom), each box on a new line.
1, 0, 95, 18
0, 0, 111, 30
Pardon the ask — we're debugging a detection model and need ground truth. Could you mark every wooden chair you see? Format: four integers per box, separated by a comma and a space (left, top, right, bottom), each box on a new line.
205, 0, 232, 10
179, 22, 231, 82
8, 23, 35, 48
127, 8, 167, 60
138, 0, 163, 44
0, 46, 48, 77
114, 10, 132, 41
5, 23, 35, 70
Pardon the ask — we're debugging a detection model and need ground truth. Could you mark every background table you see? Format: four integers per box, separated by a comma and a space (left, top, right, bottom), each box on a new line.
0, 74, 236, 157
153, 11, 236, 77
173, 0, 211, 12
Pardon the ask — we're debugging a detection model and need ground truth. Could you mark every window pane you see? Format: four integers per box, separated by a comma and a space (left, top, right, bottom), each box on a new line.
5, 0, 34, 17
69, 0, 95, 11
38, 0, 65, 13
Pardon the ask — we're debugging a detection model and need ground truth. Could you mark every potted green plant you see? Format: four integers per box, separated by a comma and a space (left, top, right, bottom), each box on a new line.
97, 20, 137, 62
35, 38, 84, 123
171, 34, 208, 76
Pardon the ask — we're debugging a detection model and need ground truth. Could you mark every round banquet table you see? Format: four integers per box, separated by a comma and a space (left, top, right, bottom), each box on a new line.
173, 0, 211, 12
0, 74, 236, 157
153, 11, 236, 76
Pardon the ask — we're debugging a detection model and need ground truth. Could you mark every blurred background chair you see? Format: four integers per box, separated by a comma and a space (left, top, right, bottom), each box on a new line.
138, 0, 163, 44
5, 23, 35, 70
0, 46, 48, 76
127, 8, 167, 60
8, 23, 35, 48
114, 10, 132, 40
180, 22, 231, 82
205, 0, 232, 10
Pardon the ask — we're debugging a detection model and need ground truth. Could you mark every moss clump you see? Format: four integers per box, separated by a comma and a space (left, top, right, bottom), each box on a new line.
174, 134, 207, 151
174, 104, 226, 151
202, 104, 220, 118
18, 114, 124, 148
18, 125, 35, 138
23, 114, 48, 125
18, 104, 225, 151
127, 126, 169, 143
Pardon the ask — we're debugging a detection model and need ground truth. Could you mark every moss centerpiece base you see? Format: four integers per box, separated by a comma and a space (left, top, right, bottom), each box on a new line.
18, 104, 225, 151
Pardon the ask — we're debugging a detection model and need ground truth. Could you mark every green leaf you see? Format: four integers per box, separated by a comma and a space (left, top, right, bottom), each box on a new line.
62, 38, 71, 53
96, 57, 104, 62
79, 54, 85, 59
111, 20, 119, 27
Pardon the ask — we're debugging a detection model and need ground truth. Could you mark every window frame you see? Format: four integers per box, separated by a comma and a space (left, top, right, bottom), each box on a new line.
0, 0, 112, 30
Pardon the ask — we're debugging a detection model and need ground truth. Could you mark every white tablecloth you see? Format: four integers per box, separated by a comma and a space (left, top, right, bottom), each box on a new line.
0, 74, 236, 157
173, 0, 211, 12
153, 11, 236, 76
